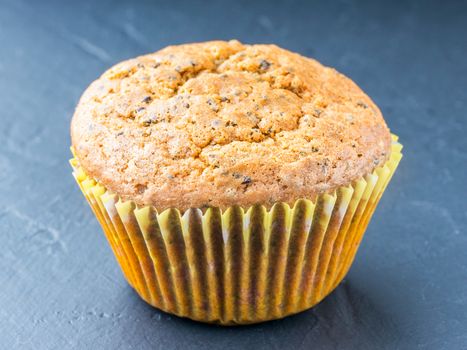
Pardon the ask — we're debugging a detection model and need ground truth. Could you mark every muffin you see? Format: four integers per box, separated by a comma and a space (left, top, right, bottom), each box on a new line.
70, 40, 402, 324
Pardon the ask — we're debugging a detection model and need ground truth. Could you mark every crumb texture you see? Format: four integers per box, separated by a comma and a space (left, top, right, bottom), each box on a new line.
71, 40, 391, 210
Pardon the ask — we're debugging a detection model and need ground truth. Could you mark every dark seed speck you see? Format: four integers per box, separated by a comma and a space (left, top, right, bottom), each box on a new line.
357, 101, 369, 109
241, 176, 252, 185
259, 59, 271, 71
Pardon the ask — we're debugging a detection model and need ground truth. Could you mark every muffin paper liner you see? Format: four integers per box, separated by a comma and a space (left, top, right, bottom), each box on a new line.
70, 135, 402, 325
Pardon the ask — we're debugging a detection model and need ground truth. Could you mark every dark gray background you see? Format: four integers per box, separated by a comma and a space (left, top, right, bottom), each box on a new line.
1, 0, 466, 349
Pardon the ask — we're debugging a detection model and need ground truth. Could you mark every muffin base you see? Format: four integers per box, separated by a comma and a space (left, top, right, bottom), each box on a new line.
70, 135, 402, 325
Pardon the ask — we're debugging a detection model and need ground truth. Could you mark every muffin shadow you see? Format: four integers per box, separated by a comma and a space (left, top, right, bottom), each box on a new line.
129, 279, 399, 349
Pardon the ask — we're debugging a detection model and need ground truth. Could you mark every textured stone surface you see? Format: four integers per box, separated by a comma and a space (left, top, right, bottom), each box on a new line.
1, 0, 466, 349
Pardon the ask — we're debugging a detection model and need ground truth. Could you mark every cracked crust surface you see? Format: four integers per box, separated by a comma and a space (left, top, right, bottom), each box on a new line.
71, 40, 391, 211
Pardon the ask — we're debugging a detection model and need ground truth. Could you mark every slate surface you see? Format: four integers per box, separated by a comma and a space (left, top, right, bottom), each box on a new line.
1, 0, 466, 349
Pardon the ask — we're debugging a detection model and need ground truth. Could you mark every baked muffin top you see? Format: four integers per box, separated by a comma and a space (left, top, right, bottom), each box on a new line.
71, 40, 391, 210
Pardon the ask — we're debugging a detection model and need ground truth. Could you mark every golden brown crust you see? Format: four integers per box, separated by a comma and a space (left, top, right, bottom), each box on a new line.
71, 40, 391, 211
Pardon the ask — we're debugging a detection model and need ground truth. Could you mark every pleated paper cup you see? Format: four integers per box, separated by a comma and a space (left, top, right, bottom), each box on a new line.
70, 135, 402, 325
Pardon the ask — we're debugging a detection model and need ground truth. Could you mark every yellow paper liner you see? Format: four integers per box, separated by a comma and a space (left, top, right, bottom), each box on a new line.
70, 135, 402, 325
